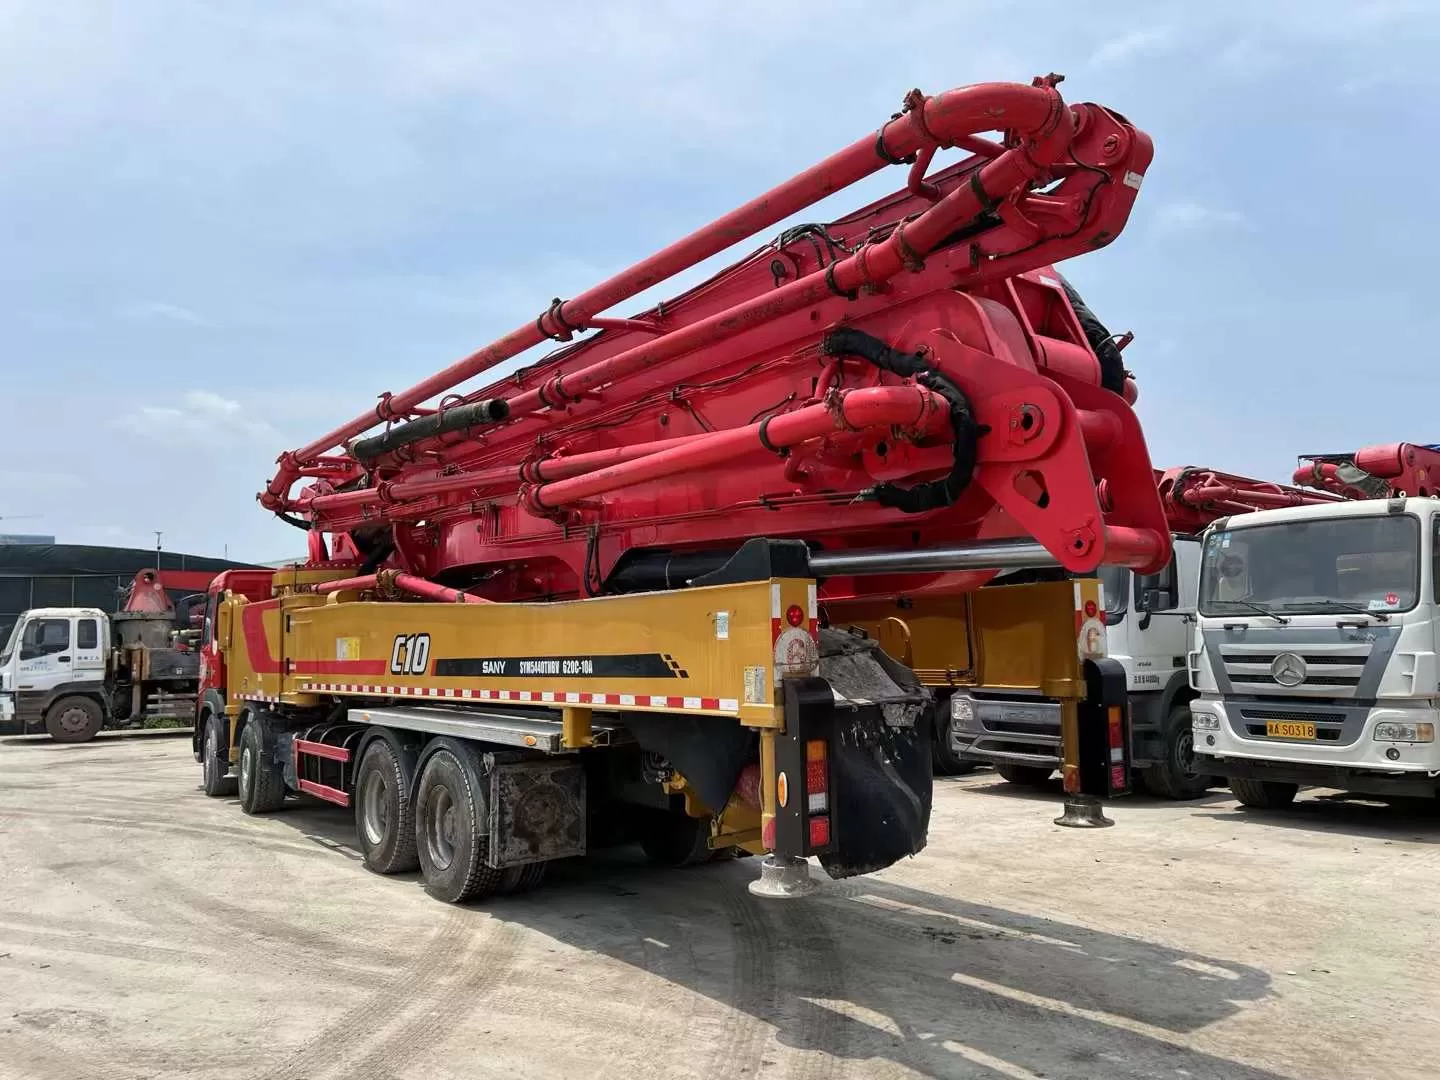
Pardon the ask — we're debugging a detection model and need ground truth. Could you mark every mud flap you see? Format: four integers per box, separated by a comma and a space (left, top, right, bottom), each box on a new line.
813, 628, 933, 879
486, 753, 588, 868
817, 705, 933, 879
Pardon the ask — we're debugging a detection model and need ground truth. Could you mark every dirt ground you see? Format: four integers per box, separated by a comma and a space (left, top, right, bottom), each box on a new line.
1, 734, 1437, 1080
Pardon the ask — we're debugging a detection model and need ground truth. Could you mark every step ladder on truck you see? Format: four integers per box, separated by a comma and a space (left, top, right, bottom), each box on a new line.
192, 73, 1172, 901
1190, 444, 1440, 809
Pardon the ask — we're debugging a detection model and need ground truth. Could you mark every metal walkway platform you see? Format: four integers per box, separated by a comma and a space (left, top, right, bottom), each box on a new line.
345, 703, 622, 753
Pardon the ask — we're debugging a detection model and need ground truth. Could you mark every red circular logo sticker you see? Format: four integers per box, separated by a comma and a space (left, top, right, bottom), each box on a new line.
1084, 600, 1098, 618
1386, 592, 1399, 606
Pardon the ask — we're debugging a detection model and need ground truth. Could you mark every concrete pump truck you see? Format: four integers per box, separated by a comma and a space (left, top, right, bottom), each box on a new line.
194, 74, 1171, 903
1191, 444, 1440, 808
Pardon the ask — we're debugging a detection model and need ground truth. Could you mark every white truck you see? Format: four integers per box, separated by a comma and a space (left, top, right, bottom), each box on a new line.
0, 575, 202, 742
947, 540, 1213, 797
1189, 495, 1440, 807
947, 465, 1343, 798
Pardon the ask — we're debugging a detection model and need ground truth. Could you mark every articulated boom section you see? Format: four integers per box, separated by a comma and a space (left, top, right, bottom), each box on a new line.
264, 75, 1170, 600
1157, 466, 1346, 534
1294, 444, 1440, 501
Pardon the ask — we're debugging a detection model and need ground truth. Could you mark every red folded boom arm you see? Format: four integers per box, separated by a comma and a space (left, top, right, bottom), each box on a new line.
259, 75, 1172, 601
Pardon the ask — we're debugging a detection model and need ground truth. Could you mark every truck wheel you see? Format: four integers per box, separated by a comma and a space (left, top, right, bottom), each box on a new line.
496, 862, 549, 894
1229, 776, 1299, 810
238, 719, 287, 815
640, 810, 713, 867
354, 739, 419, 875
994, 763, 1054, 786
1140, 705, 1214, 800
932, 714, 978, 776
44, 696, 104, 744
413, 739, 503, 903
200, 714, 236, 797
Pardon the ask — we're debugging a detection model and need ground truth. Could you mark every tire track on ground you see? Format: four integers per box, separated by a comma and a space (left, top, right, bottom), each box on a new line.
259, 913, 523, 1080
0, 807, 344, 860
0, 922, 211, 968
772, 900, 850, 1080
706, 885, 779, 1079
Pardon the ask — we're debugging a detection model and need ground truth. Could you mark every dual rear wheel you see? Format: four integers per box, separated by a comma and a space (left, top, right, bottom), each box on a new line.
354, 737, 545, 903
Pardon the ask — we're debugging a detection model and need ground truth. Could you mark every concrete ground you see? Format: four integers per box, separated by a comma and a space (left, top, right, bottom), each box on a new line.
1, 735, 1437, 1080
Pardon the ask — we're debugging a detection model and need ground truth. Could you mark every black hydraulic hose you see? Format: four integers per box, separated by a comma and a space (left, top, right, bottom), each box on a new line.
348, 398, 511, 462
821, 327, 979, 514
1058, 276, 1126, 395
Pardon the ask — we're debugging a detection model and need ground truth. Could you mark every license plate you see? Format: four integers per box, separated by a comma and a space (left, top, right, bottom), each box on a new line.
1266, 720, 1316, 740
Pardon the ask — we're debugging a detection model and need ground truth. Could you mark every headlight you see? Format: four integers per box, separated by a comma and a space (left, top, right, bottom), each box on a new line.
950, 695, 975, 723
1374, 721, 1435, 743
1192, 712, 1220, 731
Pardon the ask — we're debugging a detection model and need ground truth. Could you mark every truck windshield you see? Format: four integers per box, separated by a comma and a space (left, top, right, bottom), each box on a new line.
0, 620, 19, 666
1198, 514, 1420, 617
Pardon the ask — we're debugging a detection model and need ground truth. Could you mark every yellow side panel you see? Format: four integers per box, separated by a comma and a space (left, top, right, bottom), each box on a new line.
830, 579, 1099, 700
231, 578, 816, 730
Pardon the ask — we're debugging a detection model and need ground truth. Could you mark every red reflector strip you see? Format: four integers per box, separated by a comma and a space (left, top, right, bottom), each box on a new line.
808, 815, 830, 848
298, 778, 350, 807
1110, 765, 1126, 790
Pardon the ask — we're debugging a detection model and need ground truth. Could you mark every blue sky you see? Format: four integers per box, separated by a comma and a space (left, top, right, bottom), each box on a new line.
2, 1, 1436, 562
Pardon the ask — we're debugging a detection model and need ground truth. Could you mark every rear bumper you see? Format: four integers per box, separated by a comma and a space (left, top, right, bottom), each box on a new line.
948, 691, 1063, 768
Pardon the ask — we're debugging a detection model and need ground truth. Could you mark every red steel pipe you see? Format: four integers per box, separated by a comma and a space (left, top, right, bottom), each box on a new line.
264, 79, 1067, 506
311, 572, 487, 603
313, 574, 379, 594
1183, 482, 1341, 509
529, 386, 947, 510
505, 90, 1071, 423
303, 430, 726, 517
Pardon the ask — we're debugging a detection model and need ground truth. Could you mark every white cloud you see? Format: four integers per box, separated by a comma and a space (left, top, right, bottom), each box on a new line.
118, 300, 212, 327
116, 390, 281, 444
0, 471, 83, 492
1151, 200, 1249, 234
1089, 27, 1173, 68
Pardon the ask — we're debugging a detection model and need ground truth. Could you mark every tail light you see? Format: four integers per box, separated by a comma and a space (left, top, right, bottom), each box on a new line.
772, 678, 838, 858
805, 739, 828, 813
1108, 705, 1125, 791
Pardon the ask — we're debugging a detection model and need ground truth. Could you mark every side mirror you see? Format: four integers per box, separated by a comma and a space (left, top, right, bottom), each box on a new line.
1141, 586, 1176, 612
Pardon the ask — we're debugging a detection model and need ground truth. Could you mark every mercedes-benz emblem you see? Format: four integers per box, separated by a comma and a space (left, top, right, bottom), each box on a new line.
1270, 652, 1307, 687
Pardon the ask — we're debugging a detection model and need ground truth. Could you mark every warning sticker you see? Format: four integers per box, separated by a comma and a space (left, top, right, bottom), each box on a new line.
336, 636, 361, 661
773, 627, 820, 685
744, 665, 767, 704
715, 610, 730, 640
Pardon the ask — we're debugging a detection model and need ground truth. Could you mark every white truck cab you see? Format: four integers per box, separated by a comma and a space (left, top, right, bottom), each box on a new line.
1190, 497, 1440, 807
0, 608, 110, 738
948, 536, 1216, 798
